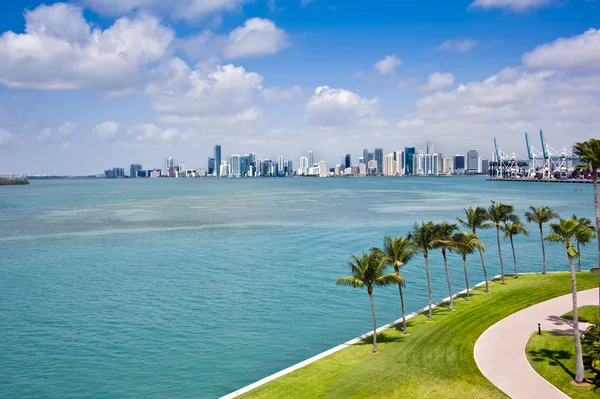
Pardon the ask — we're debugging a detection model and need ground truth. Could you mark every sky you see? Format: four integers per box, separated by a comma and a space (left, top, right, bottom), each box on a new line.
0, 0, 599, 175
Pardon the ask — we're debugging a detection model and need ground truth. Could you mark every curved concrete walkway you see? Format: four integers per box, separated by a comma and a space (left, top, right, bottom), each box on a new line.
474, 288, 596, 399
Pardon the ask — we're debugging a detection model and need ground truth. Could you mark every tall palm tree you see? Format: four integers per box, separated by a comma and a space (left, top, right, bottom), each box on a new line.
449, 232, 485, 302
502, 220, 529, 279
545, 218, 586, 383
524, 206, 559, 274
486, 201, 518, 285
336, 250, 403, 353
458, 206, 492, 292
409, 221, 437, 321
573, 139, 600, 308
431, 222, 459, 311
379, 236, 416, 335
571, 215, 597, 272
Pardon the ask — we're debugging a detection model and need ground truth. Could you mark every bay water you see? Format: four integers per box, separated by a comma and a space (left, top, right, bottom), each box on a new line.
0, 177, 596, 398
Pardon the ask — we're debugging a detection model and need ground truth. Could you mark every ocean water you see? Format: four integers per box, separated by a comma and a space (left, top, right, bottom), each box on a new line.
0, 177, 596, 398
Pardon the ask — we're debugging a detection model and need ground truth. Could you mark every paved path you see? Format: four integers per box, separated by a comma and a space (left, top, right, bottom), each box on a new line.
474, 288, 596, 399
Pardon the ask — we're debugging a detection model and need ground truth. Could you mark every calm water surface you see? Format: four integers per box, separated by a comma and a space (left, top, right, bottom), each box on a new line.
0, 177, 596, 398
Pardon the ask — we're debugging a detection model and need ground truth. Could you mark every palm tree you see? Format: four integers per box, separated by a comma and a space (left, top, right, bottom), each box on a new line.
379, 236, 416, 335
545, 218, 586, 383
486, 201, 518, 285
524, 206, 559, 274
408, 221, 437, 321
449, 232, 485, 302
458, 206, 492, 292
502, 220, 529, 279
336, 249, 403, 353
572, 215, 597, 272
431, 222, 459, 311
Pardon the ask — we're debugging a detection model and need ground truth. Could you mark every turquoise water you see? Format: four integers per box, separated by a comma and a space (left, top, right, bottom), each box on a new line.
0, 177, 596, 398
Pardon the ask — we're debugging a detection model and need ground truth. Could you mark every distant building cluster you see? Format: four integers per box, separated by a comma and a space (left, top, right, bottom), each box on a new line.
101, 141, 489, 179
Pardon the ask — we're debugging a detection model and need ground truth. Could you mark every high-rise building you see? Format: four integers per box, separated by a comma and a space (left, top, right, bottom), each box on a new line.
479, 157, 490, 175
278, 155, 285, 174
104, 167, 125, 178
130, 164, 142, 178
214, 145, 222, 177
358, 156, 365, 165
404, 147, 416, 175
219, 161, 229, 177
442, 157, 452, 175
374, 148, 383, 174
394, 150, 405, 175
308, 150, 314, 167
426, 140, 436, 155
367, 160, 378, 175
467, 149, 479, 174
207, 157, 215, 175
230, 155, 241, 177
287, 160, 293, 176
414, 153, 425, 175
344, 154, 351, 169
424, 154, 439, 176
299, 156, 309, 175
362, 149, 368, 165
318, 160, 328, 177
453, 154, 466, 174
383, 153, 396, 176
165, 157, 174, 176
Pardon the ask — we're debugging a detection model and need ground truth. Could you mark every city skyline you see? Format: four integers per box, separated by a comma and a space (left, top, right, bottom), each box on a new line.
0, 1, 599, 175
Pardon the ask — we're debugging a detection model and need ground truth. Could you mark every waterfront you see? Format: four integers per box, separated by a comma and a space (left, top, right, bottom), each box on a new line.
0, 177, 597, 398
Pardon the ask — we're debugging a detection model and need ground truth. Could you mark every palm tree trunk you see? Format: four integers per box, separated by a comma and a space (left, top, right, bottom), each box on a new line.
463, 255, 470, 301
568, 254, 586, 383
425, 254, 433, 321
474, 227, 489, 292
497, 225, 506, 285
510, 235, 518, 278
593, 167, 600, 311
398, 284, 407, 335
577, 241, 581, 272
442, 249, 454, 311
540, 224, 547, 274
369, 292, 378, 353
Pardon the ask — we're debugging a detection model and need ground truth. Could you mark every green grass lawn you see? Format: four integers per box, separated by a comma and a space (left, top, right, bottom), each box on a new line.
562, 305, 600, 324
239, 273, 598, 399
526, 332, 599, 399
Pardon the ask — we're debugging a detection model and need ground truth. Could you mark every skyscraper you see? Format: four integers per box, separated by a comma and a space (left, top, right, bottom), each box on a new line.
278, 155, 285, 174
165, 157, 173, 175
287, 160, 293, 176
363, 149, 368, 164
308, 150, 314, 167
130, 164, 142, 178
453, 154, 466, 174
207, 157, 215, 175
214, 145, 222, 177
467, 149, 479, 174
404, 147, 416, 175
230, 155, 241, 177
426, 140, 436, 155
344, 154, 351, 169
374, 148, 383, 174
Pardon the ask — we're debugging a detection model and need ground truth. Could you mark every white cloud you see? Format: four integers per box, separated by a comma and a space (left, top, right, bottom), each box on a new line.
224, 18, 288, 59
300, 0, 315, 7
0, 128, 13, 145
374, 55, 402, 75
469, 0, 552, 11
93, 121, 120, 138
0, 3, 174, 90
261, 86, 304, 101
80, 0, 248, 20
522, 28, 600, 70
424, 72, 455, 91
147, 58, 263, 125
127, 124, 183, 142
305, 86, 387, 127
58, 122, 77, 136
438, 39, 477, 52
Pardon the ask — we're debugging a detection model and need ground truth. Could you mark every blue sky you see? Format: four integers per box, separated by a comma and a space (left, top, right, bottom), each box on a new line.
0, 0, 598, 175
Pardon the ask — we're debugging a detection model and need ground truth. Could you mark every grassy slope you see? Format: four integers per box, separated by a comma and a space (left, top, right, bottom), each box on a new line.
562, 305, 600, 324
526, 332, 598, 399
240, 273, 598, 399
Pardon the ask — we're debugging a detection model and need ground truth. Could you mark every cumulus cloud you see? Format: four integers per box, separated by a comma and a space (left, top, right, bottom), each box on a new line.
80, 0, 248, 20
305, 86, 388, 127
224, 18, 288, 59
0, 128, 13, 145
438, 39, 477, 52
423, 72, 455, 91
93, 121, 120, 138
0, 3, 174, 90
374, 55, 402, 75
261, 86, 304, 101
522, 28, 600, 70
58, 122, 77, 136
396, 28, 600, 154
127, 124, 183, 142
147, 58, 263, 125
469, 0, 552, 11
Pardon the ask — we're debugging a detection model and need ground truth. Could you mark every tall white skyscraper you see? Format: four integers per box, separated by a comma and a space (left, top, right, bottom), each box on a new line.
383, 153, 396, 176
165, 157, 174, 174
299, 156, 309, 175
308, 150, 314, 167
230, 155, 241, 177
278, 155, 284, 172
318, 160, 328, 177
